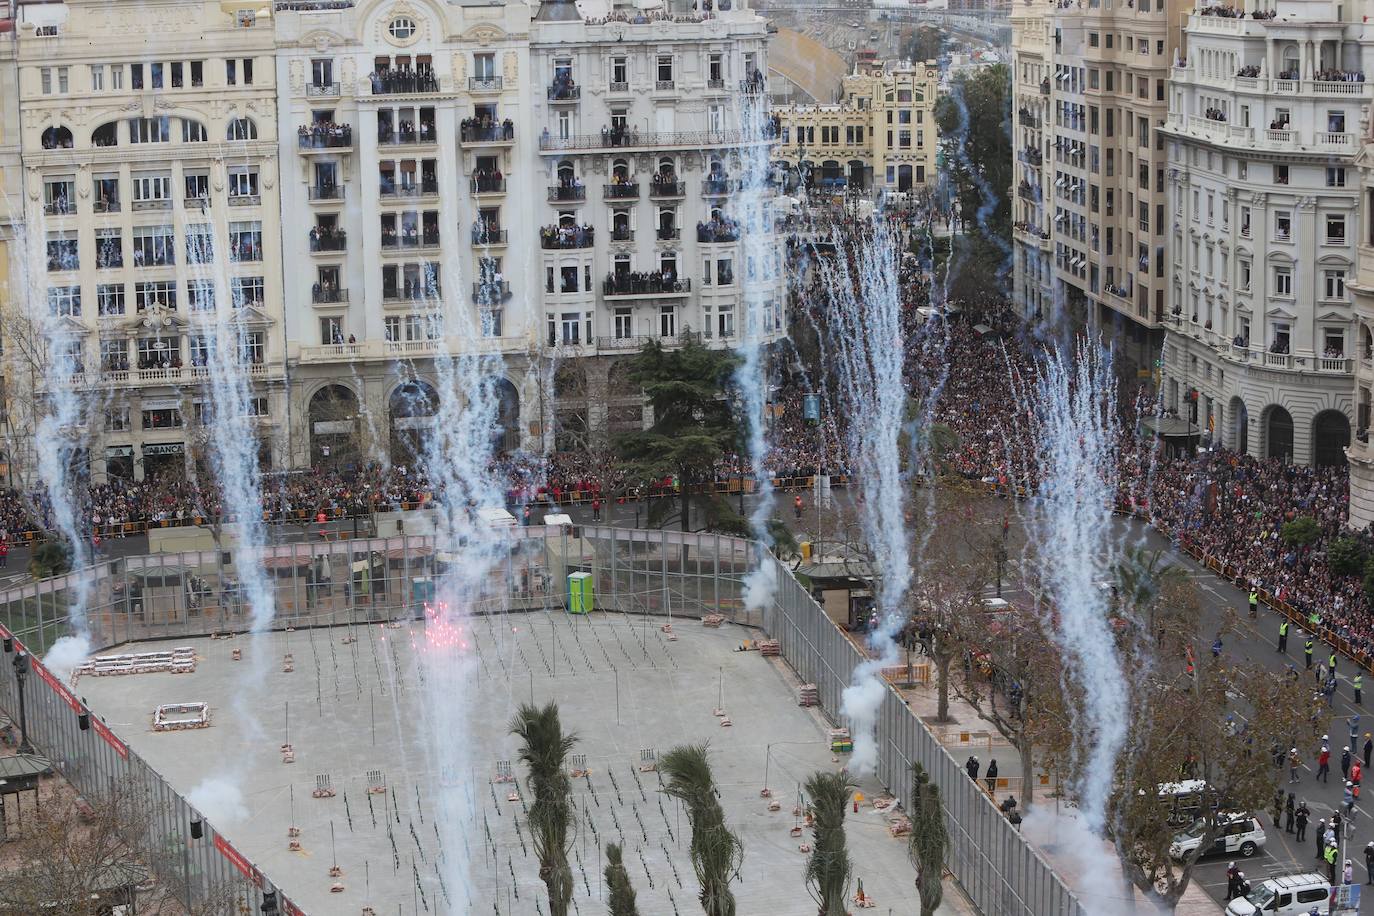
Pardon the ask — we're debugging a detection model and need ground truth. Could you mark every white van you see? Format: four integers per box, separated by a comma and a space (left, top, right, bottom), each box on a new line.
1225, 873, 1331, 915
1169, 814, 1265, 860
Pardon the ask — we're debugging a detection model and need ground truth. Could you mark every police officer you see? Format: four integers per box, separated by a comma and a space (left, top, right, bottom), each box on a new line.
1279, 619, 1290, 653
1357, 673, 1364, 705
1250, 588, 1260, 619
1306, 637, 1316, 670
1331, 650, 1340, 674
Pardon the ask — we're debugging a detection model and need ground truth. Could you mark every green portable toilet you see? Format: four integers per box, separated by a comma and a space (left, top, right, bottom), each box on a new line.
568, 571, 593, 614
412, 577, 435, 606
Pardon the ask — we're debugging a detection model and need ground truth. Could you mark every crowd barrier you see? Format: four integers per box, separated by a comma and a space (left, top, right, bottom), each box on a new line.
0, 524, 1079, 915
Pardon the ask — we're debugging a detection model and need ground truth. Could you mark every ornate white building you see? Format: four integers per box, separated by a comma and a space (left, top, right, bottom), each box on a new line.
9, 0, 289, 481
528, 0, 782, 447
0, 0, 780, 480
273, 0, 538, 467
1161, 0, 1368, 465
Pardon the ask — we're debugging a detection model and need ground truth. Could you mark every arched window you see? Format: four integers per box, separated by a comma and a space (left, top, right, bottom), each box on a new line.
612, 158, 630, 181
227, 118, 258, 141
657, 156, 675, 178
41, 126, 73, 150
91, 122, 118, 147
556, 160, 575, 184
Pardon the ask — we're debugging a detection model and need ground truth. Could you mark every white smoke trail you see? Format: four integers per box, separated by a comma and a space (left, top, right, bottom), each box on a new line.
185, 210, 275, 634
818, 221, 910, 774
408, 241, 512, 903
1015, 340, 1129, 832
733, 88, 779, 611
13, 205, 95, 666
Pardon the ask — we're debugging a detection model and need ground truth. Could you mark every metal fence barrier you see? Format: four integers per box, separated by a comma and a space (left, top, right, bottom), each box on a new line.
0, 525, 1080, 916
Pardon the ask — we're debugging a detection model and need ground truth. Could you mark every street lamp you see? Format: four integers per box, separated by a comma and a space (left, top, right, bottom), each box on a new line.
12, 649, 33, 754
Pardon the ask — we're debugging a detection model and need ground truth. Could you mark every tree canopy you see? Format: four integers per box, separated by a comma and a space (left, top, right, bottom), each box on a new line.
614, 338, 740, 531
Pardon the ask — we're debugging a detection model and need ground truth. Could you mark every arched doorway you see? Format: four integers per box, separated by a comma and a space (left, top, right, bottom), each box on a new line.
1265, 405, 1294, 461
554, 364, 588, 452
606, 360, 643, 434
1312, 410, 1351, 467
897, 164, 913, 191
492, 378, 520, 452
389, 379, 438, 464
309, 385, 359, 469
847, 159, 867, 190
1229, 397, 1248, 455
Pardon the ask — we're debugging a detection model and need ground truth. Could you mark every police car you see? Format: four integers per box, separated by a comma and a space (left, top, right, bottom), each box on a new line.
1169, 813, 1266, 860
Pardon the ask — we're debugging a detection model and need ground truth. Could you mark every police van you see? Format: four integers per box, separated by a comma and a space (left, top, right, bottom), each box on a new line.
1225, 872, 1331, 915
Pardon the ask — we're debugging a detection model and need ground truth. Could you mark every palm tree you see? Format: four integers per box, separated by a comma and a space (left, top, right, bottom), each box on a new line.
908, 762, 948, 916
803, 770, 855, 915
510, 702, 578, 916
659, 743, 744, 916
604, 842, 641, 916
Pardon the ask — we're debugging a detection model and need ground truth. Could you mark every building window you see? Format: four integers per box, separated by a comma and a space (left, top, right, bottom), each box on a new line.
47, 286, 81, 316
657, 55, 673, 85
132, 226, 175, 266
1325, 269, 1347, 300
659, 305, 676, 338
39, 67, 51, 95
1328, 167, 1347, 188
182, 120, 208, 143
1238, 258, 1251, 291
90, 64, 103, 91
229, 168, 259, 199
231, 276, 265, 307
1273, 266, 1293, 297
239, 331, 264, 365
229, 222, 263, 262
185, 225, 214, 264
187, 280, 216, 312
97, 284, 126, 316
1327, 214, 1347, 243
1275, 212, 1291, 240
136, 280, 177, 311
389, 17, 417, 40
614, 308, 633, 339
129, 117, 171, 143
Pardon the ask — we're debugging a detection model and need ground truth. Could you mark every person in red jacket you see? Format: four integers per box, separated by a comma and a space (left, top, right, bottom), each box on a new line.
0, 540, 11, 568
591, 497, 602, 522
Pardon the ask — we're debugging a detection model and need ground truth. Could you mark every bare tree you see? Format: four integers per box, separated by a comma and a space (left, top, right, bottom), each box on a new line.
1104, 556, 1307, 909
0, 778, 240, 914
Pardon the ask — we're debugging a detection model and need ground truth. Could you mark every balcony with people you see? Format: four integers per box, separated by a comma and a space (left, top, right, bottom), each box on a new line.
379, 160, 439, 200
650, 171, 686, 198
381, 263, 440, 303
460, 112, 516, 146
606, 160, 638, 199
309, 223, 347, 252
471, 168, 505, 195
549, 176, 586, 202
548, 69, 580, 102
311, 280, 347, 304
702, 167, 735, 197
377, 107, 437, 147
540, 223, 594, 249
298, 120, 353, 151
381, 211, 440, 251
473, 271, 512, 305
697, 214, 740, 243
471, 217, 507, 247
368, 62, 439, 95
602, 270, 690, 299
